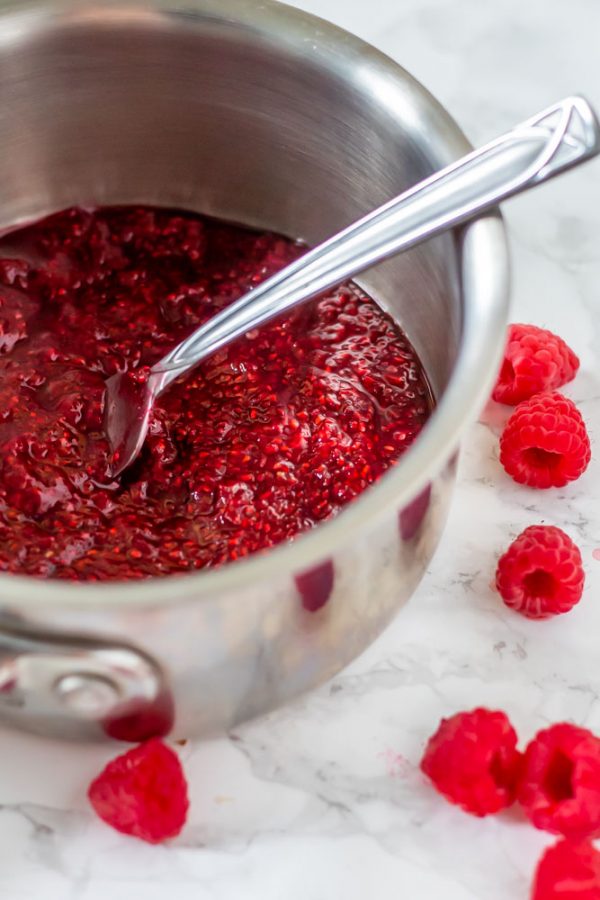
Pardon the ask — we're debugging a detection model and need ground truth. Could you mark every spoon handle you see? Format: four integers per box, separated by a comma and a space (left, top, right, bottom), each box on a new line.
155, 95, 600, 386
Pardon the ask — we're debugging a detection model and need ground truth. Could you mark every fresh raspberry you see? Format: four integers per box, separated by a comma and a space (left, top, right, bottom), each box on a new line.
532, 840, 600, 899
88, 738, 189, 843
495, 525, 585, 619
420, 708, 523, 816
518, 724, 600, 839
493, 323, 579, 405
499, 392, 591, 488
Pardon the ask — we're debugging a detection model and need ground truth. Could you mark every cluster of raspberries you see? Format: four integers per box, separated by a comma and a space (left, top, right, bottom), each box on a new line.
421, 710, 600, 898
419, 325, 596, 897
495, 324, 589, 490
493, 325, 588, 620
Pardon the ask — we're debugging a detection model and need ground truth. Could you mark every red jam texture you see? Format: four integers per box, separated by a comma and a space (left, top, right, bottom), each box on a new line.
0, 206, 432, 580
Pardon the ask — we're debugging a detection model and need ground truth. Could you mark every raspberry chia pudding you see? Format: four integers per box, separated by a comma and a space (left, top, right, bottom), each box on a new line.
0, 206, 433, 581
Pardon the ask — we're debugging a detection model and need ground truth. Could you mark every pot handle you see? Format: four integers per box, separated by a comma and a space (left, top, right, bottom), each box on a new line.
0, 624, 173, 741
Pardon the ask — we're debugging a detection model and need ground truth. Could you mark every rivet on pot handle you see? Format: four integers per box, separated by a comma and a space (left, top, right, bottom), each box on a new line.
0, 625, 173, 741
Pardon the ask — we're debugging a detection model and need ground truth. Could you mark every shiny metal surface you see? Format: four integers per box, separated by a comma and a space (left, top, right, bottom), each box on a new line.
107, 95, 600, 475
0, 624, 171, 739
0, 0, 512, 739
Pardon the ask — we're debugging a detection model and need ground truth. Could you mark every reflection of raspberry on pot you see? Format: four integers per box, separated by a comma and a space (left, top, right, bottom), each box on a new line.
295, 559, 334, 612
103, 690, 175, 743
399, 484, 432, 541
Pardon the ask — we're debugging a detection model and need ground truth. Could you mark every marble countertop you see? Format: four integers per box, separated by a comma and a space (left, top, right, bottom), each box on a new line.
1, 1, 600, 898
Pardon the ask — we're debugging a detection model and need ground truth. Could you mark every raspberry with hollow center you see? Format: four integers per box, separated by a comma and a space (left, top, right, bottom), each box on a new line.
532, 840, 600, 899
499, 392, 591, 488
420, 708, 523, 816
493, 323, 579, 405
495, 525, 585, 619
518, 723, 600, 839
88, 738, 189, 843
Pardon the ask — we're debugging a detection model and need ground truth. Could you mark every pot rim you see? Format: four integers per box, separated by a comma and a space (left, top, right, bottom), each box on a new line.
0, 0, 510, 609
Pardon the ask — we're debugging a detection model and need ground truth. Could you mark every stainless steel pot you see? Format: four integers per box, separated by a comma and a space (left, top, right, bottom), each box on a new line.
0, 0, 509, 740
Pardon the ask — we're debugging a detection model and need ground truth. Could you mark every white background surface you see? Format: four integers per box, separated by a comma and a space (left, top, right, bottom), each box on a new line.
1, 1, 600, 898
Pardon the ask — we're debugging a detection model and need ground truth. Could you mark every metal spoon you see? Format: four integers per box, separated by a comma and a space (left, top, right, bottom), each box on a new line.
105, 95, 600, 476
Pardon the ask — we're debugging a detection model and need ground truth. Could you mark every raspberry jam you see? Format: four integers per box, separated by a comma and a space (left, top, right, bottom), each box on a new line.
0, 206, 432, 580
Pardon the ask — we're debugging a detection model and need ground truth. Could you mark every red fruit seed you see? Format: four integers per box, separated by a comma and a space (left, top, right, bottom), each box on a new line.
295, 559, 334, 612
